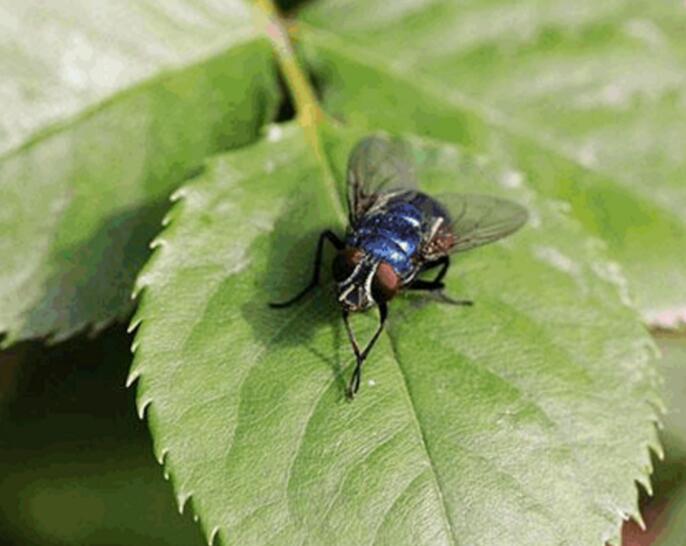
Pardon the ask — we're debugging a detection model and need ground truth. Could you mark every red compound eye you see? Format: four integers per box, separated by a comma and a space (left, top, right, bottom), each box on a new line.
372, 261, 400, 303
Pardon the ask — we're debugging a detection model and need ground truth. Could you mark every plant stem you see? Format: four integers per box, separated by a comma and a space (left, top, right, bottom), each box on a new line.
253, 0, 346, 225
254, 0, 322, 130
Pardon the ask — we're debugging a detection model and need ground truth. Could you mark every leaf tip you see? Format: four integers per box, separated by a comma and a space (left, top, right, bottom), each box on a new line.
170, 187, 189, 202
137, 396, 153, 420
178, 491, 193, 515
159, 449, 170, 468
149, 237, 168, 251
209, 525, 221, 546
651, 439, 665, 462
125, 368, 141, 388
630, 509, 646, 531
127, 316, 143, 335
130, 335, 142, 354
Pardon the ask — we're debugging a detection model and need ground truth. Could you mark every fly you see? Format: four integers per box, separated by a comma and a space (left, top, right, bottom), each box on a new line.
270, 135, 528, 399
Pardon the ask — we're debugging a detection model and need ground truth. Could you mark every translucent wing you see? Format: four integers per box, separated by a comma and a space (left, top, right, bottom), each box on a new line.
347, 135, 418, 223
431, 193, 528, 254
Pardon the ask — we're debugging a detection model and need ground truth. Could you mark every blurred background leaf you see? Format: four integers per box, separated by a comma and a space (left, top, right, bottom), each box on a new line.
0, 0, 279, 347
645, 336, 686, 546
298, 0, 686, 324
655, 336, 686, 459
652, 483, 686, 546
0, 325, 205, 546
615, 335, 686, 546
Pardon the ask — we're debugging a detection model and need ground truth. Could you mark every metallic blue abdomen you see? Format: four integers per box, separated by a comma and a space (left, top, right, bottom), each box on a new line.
348, 200, 423, 276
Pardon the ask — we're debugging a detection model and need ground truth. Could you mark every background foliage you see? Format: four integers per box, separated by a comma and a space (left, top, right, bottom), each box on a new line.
0, 0, 277, 345
299, 0, 686, 320
1, 0, 685, 545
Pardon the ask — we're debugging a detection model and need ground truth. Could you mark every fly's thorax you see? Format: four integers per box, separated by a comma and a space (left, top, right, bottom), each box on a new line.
333, 247, 401, 312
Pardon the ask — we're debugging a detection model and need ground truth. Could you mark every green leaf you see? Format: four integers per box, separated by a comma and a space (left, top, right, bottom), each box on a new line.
654, 481, 686, 546
655, 335, 686, 457
298, 0, 686, 322
0, 0, 278, 346
129, 124, 661, 545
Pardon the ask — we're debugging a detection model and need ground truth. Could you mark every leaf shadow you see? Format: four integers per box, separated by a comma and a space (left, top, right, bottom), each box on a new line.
240, 198, 349, 396
19, 200, 170, 343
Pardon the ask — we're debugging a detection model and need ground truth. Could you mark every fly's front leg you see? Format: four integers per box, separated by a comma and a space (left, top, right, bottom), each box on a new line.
269, 230, 344, 308
343, 302, 388, 399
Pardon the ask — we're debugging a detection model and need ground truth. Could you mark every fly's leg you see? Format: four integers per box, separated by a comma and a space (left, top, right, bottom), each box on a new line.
427, 254, 451, 284
343, 301, 388, 399
408, 282, 474, 306
269, 230, 344, 308
408, 256, 473, 306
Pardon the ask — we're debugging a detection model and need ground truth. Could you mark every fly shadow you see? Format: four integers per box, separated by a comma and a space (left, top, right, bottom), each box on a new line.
240, 195, 349, 395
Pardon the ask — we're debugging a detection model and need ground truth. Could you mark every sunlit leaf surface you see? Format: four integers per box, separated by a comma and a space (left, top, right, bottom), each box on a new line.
130, 124, 660, 546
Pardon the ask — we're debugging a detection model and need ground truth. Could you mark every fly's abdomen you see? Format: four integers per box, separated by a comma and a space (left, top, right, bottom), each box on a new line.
349, 201, 423, 276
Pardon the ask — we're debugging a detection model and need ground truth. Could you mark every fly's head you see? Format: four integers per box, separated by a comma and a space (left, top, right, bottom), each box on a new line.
333, 248, 401, 312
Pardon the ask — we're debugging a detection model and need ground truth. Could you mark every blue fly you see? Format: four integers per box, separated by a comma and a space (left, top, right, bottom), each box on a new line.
270, 135, 528, 398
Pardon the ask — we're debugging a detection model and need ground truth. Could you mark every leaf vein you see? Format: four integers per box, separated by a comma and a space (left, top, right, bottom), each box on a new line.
386, 333, 459, 546
369, 468, 429, 546
317, 421, 412, 533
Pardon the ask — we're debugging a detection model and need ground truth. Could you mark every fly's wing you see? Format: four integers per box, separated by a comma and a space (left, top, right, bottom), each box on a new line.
347, 135, 418, 224
428, 193, 528, 254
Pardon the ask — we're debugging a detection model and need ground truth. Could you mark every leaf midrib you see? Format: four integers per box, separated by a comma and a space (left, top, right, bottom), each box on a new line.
385, 331, 459, 545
